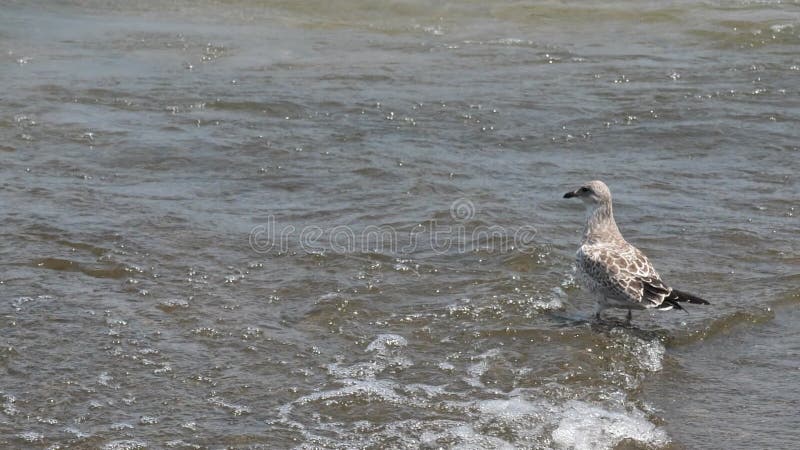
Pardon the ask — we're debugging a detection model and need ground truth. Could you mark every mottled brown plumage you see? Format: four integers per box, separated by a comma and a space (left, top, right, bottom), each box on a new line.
564, 180, 709, 321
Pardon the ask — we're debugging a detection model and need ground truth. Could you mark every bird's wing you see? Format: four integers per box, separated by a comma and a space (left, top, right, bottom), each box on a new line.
578, 243, 672, 308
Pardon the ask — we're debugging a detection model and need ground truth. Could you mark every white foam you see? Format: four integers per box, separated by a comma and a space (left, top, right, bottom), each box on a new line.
465, 359, 488, 387
277, 339, 668, 449
350, 420, 517, 450
2, 393, 19, 416
166, 440, 200, 449
403, 383, 447, 398
610, 328, 666, 373
17, 432, 44, 443
98, 371, 114, 387
637, 340, 666, 372
464, 348, 503, 388
365, 334, 408, 354
138, 416, 159, 425
326, 334, 413, 380
770, 23, 794, 33
279, 385, 668, 449
496, 38, 526, 45
294, 379, 405, 407
157, 298, 189, 310
551, 400, 669, 449
438, 361, 455, 371
478, 396, 545, 418
104, 440, 148, 450
64, 426, 90, 438
316, 292, 340, 302
207, 396, 250, 416
326, 360, 385, 379
430, 424, 516, 449
532, 294, 565, 311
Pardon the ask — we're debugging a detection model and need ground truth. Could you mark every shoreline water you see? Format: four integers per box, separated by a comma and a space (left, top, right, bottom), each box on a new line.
1, 1, 798, 448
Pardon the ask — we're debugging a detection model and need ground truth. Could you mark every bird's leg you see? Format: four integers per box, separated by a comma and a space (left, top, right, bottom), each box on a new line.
626, 309, 632, 324
593, 301, 604, 322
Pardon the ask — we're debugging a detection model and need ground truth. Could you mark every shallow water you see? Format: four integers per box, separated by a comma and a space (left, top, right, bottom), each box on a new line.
1, 1, 798, 448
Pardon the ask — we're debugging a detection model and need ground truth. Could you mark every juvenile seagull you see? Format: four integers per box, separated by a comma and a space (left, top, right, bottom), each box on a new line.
563, 180, 709, 321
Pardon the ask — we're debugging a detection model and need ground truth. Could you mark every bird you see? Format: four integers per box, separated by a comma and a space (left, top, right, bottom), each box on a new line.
563, 180, 709, 322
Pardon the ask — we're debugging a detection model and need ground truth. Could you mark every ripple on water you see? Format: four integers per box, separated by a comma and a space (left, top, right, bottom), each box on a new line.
166, 440, 201, 449
110, 422, 134, 431
284, 387, 668, 449
609, 327, 666, 373
32, 257, 133, 279
5, 0, 796, 447
104, 440, 148, 450
207, 396, 251, 416
16, 431, 44, 444
365, 333, 408, 354
2, 393, 19, 416
277, 332, 669, 449
138, 415, 159, 425
64, 426, 90, 438
156, 298, 190, 312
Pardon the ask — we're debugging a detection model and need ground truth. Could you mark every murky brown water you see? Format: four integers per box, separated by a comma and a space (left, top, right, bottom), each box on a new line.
1, 1, 798, 448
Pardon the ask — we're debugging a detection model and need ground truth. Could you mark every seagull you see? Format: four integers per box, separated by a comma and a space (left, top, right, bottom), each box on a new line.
563, 180, 709, 322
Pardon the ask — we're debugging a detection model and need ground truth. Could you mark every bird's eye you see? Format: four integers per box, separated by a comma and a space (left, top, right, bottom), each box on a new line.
579, 187, 589, 193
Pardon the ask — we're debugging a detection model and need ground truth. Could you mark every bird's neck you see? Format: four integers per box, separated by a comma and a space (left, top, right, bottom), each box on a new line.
582, 201, 623, 244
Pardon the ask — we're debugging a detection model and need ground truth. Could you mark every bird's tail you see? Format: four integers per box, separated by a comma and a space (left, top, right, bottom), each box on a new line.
658, 289, 709, 313
667, 289, 710, 305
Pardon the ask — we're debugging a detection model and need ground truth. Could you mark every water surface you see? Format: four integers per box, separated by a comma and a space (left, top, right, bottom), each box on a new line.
1, 1, 798, 448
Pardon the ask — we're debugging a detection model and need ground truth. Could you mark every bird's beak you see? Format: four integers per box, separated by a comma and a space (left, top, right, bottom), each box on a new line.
563, 190, 576, 199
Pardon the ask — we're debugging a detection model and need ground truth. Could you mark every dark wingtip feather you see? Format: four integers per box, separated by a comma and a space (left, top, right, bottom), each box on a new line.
669, 289, 710, 305
658, 297, 685, 313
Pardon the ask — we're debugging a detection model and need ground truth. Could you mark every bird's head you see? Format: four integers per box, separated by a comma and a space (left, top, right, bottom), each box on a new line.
563, 180, 612, 207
